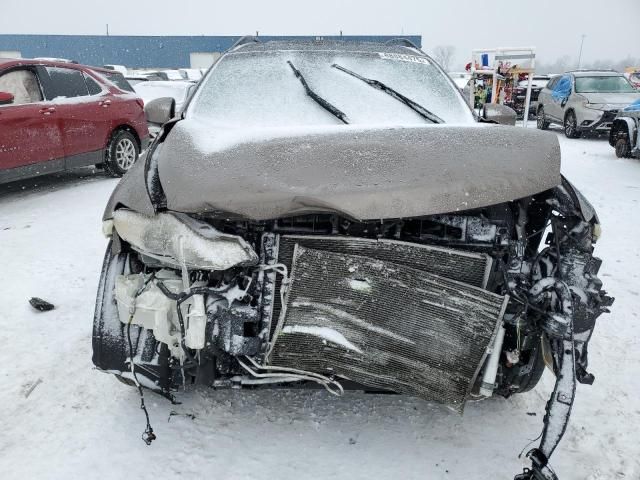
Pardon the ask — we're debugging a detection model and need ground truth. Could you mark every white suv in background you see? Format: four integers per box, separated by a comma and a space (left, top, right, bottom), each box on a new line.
536, 70, 640, 138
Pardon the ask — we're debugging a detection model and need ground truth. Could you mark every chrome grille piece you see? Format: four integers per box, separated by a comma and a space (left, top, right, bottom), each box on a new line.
268, 245, 507, 409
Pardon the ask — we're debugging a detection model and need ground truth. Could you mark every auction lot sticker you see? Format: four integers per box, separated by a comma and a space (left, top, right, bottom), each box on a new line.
378, 53, 431, 64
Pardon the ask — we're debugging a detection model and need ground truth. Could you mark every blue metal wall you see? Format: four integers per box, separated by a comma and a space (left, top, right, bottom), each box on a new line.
0, 35, 422, 68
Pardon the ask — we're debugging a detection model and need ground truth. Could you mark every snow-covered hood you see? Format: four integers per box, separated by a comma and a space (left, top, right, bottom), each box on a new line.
105, 120, 561, 221
582, 91, 640, 106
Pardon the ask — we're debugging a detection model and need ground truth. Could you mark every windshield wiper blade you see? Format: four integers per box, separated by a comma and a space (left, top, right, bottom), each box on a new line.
331, 63, 444, 124
287, 61, 349, 124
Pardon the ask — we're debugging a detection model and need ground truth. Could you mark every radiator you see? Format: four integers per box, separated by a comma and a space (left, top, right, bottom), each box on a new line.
270, 235, 493, 337
268, 242, 507, 409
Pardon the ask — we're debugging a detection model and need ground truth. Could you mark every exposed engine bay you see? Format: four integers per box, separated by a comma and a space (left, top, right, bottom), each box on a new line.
94, 178, 612, 480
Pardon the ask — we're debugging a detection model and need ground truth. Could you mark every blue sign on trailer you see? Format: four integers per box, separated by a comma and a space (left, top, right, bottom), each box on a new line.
0, 34, 422, 68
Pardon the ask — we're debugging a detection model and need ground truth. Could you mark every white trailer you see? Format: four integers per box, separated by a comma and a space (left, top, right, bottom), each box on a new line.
470, 47, 536, 127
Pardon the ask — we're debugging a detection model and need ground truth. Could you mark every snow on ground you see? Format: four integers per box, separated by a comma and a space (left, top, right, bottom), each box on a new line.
0, 132, 638, 480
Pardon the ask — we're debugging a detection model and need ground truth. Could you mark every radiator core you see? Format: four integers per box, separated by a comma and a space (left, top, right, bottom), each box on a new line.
268, 243, 507, 409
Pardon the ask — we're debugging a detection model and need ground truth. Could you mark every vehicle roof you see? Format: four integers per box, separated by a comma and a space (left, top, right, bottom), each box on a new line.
0, 57, 110, 73
135, 80, 194, 87
567, 70, 623, 77
91, 65, 125, 75
230, 39, 426, 56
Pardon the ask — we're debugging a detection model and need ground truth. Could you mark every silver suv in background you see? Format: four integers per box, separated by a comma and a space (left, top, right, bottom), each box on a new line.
536, 70, 640, 138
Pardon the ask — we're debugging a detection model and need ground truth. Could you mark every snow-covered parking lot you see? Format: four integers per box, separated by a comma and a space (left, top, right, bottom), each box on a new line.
0, 131, 638, 480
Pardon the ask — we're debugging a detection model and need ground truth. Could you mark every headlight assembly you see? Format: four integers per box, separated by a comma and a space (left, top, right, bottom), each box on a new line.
112, 209, 259, 270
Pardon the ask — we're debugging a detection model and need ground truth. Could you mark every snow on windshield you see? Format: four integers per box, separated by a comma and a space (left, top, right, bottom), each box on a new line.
189, 50, 474, 127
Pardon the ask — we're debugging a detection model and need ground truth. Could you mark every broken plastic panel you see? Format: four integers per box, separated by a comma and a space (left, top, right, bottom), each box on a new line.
112, 209, 259, 271
114, 270, 207, 357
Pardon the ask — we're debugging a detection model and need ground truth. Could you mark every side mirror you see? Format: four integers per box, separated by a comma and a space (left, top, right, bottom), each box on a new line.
144, 97, 176, 125
482, 103, 517, 126
0, 91, 15, 106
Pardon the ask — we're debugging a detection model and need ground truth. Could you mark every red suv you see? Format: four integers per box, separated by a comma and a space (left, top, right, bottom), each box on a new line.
0, 59, 149, 183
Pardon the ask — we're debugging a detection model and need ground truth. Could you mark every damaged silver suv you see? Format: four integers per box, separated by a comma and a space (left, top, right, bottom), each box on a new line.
93, 38, 613, 480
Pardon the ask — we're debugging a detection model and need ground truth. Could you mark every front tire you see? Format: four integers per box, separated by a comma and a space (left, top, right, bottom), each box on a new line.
564, 110, 581, 139
537, 106, 550, 130
615, 137, 631, 158
93, 244, 172, 395
93, 242, 129, 371
104, 130, 140, 177
513, 343, 547, 394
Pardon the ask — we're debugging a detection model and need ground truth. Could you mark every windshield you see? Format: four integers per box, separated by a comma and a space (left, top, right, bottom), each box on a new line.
575, 76, 636, 93
189, 50, 473, 127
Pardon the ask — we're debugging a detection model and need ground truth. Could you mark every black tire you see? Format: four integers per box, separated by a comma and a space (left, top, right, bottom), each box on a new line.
536, 106, 550, 130
93, 244, 171, 394
515, 344, 547, 393
615, 137, 631, 158
93, 242, 130, 372
564, 110, 582, 139
104, 130, 140, 177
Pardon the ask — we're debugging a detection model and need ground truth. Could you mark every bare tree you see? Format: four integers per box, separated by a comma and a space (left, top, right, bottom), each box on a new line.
432, 45, 456, 71
536, 55, 640, 75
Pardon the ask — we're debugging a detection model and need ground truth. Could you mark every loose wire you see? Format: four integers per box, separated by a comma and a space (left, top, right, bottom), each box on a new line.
125, 271, 158, 445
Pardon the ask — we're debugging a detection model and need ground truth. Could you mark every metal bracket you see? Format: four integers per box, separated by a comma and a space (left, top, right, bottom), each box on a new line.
515, 292, 577, 480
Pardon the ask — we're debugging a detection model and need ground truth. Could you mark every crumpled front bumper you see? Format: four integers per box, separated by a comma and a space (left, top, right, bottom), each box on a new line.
577, 108, 619, 131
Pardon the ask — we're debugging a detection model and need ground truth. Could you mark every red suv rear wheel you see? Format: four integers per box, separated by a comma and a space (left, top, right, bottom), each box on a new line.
104, 130, 140, 177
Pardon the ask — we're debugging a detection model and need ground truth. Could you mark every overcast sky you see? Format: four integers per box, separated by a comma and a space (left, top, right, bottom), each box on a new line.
1, 0, 638, 68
